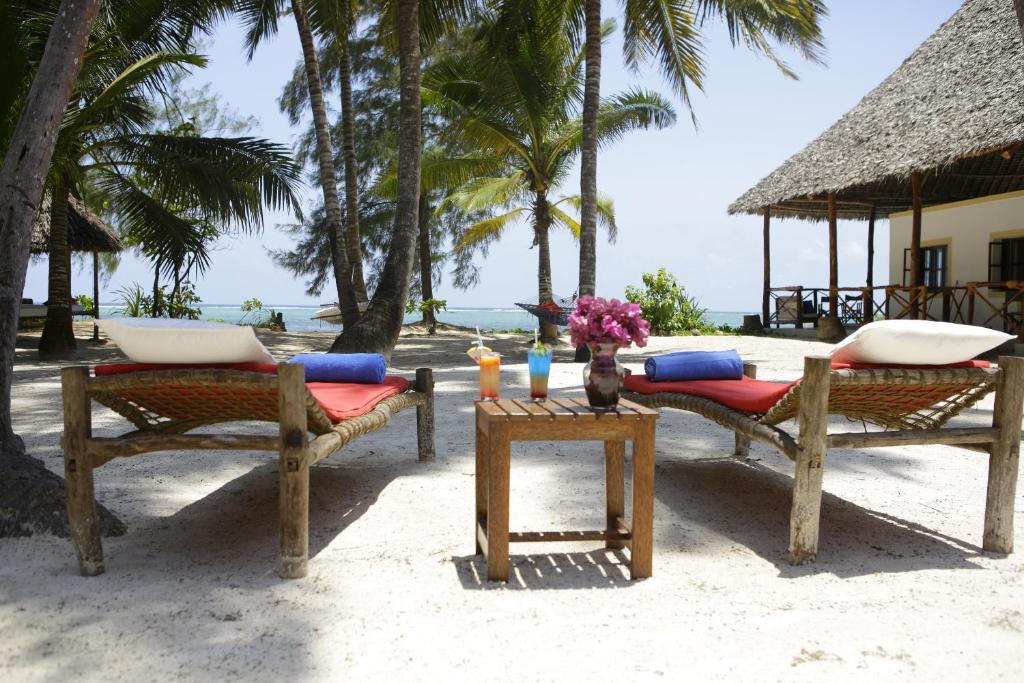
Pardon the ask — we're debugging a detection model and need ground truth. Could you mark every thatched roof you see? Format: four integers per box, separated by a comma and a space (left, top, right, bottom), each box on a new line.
31, 194, 123, 254
729, 0, 1024, 221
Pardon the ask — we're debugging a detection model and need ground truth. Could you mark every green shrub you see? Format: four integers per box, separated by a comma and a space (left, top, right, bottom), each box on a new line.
624, 268, 714, 335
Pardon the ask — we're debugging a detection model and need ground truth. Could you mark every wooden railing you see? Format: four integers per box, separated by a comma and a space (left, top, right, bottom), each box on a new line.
768, 282, 1024, 339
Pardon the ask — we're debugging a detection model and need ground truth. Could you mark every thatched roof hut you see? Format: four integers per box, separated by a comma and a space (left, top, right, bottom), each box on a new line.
729, 0, 1024, 220
31, 194, 123, 254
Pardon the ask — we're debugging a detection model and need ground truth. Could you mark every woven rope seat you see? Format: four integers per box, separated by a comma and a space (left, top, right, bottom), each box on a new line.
89, 368, 425, 441
63, 363, 436, 579
621, 356, 1023, 565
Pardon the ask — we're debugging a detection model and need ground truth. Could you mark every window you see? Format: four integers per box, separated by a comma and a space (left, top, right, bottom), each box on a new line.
903, 245, 947, 287
989, 237, 1024, 282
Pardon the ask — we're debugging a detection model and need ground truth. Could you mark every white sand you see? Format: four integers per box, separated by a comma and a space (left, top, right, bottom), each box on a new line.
2, 326, 1023, 681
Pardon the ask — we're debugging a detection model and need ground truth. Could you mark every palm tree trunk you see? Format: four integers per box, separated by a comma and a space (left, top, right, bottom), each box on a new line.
535, 190, 558, 343
576, 0, 601, 361
38, 177, 77, 359
1015, 0, 1024, 42
0, 0, 124, 538
417, 191, 436, 335
338, 9, 368, 306
330, 0, 421, 357
291, 0, 361, 328
152, 259, 162, 317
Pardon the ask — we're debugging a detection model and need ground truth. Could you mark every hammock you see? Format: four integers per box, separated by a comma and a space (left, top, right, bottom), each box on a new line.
515, 293, 577, 326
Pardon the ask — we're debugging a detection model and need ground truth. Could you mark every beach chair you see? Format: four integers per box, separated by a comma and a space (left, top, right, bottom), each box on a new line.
623, 356, 1024, 564
61, 362, 435, 579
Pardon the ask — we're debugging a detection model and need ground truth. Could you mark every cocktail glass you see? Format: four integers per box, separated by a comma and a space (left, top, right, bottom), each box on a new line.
479, 352, 501, 400
527, 347, 552, 401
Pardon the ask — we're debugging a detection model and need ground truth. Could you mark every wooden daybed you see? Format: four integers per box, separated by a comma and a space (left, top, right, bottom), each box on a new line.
61, 362, 435, 579
623, 355, 1024, 564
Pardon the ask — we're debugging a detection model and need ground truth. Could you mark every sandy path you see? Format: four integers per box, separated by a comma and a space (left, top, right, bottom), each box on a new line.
2, 326, 1022, 681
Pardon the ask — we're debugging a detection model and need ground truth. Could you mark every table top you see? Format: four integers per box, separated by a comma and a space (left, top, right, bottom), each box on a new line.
475, 397, 658, 422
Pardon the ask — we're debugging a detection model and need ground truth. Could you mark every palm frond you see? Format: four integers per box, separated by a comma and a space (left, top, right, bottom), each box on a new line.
455, 208, 527, 251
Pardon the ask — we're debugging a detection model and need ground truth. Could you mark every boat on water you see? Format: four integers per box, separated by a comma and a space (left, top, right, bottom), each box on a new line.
311, 300, 369, 325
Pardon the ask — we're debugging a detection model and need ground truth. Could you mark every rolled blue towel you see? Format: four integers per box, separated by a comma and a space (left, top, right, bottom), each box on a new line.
644, 349, 744, 382
288, 353, 387, 384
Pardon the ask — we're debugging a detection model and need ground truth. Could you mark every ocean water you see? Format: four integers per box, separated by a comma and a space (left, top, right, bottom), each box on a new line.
96, 304, 751, 333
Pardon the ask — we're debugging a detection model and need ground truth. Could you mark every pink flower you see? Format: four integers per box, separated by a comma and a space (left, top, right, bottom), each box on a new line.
568, 296, 650, 348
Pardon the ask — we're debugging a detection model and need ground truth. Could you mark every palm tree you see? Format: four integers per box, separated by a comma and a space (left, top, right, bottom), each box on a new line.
0, 0, 104, 536
238, 0, 363, 326
37, 47, 303, 358
575, 0, 827, 343
425, 12, 675, 341
1015, 0, 1024, 43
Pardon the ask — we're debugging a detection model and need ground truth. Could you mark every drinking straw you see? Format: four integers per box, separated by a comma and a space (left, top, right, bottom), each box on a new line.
534, 328, 538, 348
475, 326, 483, 351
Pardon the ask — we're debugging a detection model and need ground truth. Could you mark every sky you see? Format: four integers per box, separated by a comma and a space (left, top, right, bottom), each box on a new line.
24, 0, 967, 311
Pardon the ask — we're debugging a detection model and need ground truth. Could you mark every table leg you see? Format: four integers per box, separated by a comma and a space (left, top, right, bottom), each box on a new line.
630, 423, 656, 579
475, 421, 489, 554
605, 440, 626, 550
486, 425, 511, 581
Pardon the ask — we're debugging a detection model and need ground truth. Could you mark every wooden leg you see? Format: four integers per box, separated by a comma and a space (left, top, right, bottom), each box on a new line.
605, 440, 626, 550
630, 421, 656, 579
734, 363, 757, 457
415, 368, 435, 462
984, 356, 1024, 553
789, 356, 830, 565
486, 423, 510, 581
475, 418, 489, 555
277, 363, 309, 579
62, 367, 104, 576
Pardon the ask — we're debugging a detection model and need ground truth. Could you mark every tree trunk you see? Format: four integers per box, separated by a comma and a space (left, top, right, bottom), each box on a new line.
535, 191, 558, 343
291, 0, 360, 328
1015, 0, 1024, 43
151, 259, 162, 317
338, 7, 368, 306
91, 251, 99, 341
329, 0, 421, 358
0, 0, 124, 538
417, 191, 436, 335
575, 0, 601, 362
38, 177, 77, 359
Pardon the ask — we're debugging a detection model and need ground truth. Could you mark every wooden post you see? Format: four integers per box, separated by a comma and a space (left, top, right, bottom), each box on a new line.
789, 356, 830, 565
827, 192, 839, 321
475, 414, 489, 555
629, 418, 656, 579
486, 421, 511, 581
734, 363, 757, 456
983, 356, 1024, 553
795, 286, 804, 329
762, 208, 771, 328
92, 251, 100, 342
861, 287, 872, 326
605, 440, 626, 550
277, 362, 310, 579
866, 204, 876, 289
63, 366, 104, 576
415, 368, 435, 461
967, 283, 976, 325
910, 172, 924, 315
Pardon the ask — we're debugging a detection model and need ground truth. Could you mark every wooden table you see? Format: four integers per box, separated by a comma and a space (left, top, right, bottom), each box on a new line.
475, 397, 659, 582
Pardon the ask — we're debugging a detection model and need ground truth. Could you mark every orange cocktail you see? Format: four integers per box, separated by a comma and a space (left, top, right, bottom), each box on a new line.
479, 352, 500, 400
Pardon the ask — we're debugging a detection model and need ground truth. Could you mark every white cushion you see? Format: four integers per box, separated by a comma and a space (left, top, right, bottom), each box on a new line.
97, 318, 275, 365
830, 320, 1013, 365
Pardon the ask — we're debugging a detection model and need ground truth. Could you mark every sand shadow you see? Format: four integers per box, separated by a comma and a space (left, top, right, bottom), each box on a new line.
110, 458, 405, 580
655, 455, 985, 578
453, 548, 639, 590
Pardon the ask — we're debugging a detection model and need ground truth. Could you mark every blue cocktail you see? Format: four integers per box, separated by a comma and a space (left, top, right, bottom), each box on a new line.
527, 345, 553, 401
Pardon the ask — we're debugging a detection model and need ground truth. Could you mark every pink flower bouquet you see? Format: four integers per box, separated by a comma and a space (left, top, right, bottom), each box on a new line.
568, 296, 650, 349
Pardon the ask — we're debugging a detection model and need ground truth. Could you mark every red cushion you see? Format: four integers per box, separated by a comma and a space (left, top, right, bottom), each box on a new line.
92, 362, 410, 422
624, 374, 796, 414
307, 376, 411, 421
830, 360, 990, 370
94, 362, 280, 376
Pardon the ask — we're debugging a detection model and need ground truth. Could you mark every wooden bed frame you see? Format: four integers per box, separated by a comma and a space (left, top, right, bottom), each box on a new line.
61, 364, 435, 579
623, 355, 1024, 564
